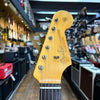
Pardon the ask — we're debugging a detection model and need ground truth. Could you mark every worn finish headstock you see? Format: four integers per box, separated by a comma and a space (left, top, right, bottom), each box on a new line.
33, 10, 73, 84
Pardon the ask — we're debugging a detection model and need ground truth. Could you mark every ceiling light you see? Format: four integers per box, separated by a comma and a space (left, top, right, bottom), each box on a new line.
5, 2, 8, 6
36, 11, 98, 15
37, 19, 46, 21
30, 0, 100, 3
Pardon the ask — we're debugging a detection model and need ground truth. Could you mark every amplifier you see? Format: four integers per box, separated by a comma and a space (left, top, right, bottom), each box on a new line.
0, 63, 13, 79
18, 47, 28, 54
71, 58, 92, 88
80, 66, 100, 100
4, 52, 19, 62
93, 73, 100, 100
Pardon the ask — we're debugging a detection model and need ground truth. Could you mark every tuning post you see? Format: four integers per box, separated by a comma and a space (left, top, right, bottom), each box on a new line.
42, 55, 47, 60
38, 65, 43, 70
51, 27, 56, 31
54, 56, 59, 59
48, 36, 53, 40
54, 18, 58, 22
45, 45, 50, 49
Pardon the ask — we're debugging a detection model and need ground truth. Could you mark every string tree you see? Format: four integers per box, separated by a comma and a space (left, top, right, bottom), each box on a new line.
54, 56, 60, 59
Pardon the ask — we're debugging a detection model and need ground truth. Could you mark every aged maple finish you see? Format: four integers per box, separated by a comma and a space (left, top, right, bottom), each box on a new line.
33, 10, 73, 84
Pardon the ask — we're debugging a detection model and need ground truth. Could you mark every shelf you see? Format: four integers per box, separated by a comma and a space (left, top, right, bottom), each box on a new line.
82, 32, 97, 38
87, 15, 100, 24
10, 0, 36, 32
88, 53, 100, 56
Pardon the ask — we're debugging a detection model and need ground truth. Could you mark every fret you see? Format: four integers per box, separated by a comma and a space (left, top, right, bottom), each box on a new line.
40, 87, 61, 89
39, 84, 61, 100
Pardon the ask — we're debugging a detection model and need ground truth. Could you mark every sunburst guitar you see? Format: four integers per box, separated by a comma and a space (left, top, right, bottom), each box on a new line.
33, 10, 73, 100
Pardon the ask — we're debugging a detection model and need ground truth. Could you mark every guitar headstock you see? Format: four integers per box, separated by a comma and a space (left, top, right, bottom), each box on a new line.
33, 10, 73, 84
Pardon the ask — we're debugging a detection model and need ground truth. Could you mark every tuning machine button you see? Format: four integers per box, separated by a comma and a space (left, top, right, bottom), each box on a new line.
54, 18, 58, 22
48, 36, 53, 40
42, 55, 47, 60
45, 45, 50, 49
38, 65, 43, 70
51, 27, 56, 31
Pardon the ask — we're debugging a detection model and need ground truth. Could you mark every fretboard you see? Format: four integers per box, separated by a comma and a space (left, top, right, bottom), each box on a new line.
39, 84, 61, 100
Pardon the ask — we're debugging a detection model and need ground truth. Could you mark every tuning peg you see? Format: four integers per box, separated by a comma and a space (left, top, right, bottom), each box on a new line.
42, 25, 48, 30
45, 17, 52, 21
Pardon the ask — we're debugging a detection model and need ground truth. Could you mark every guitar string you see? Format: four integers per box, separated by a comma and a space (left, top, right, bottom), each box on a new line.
48, 30, 51, 100
52, 22, 56, 100
52, 25, 54, 100
41, 46, 45, 100
57, 25, 62, 100
48, 39, 50, 100
40, 55, 42, 100
46, 38, 49, 100
57, 17, 66, 100
59, 30, 61, 100
57, 20, 62, 100
44, 48, 47, 100
55, 24, 58, 100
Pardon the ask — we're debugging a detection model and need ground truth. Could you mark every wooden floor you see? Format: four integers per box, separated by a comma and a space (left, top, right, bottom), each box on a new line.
11, 65, 78, 100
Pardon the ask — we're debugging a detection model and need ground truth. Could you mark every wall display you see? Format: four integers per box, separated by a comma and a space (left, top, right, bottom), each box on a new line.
8, 29, 12, 39
23, 34, 26, 43
40, 33, 45, 38
2, 28, 7, 41
65, 6, 100, 67
0, 33, 2, 39
36, 42, 42, 46
17, 25, 21, 41
7, 17, 12, 40
33, 36, 40, 40
0, 25, 2, 39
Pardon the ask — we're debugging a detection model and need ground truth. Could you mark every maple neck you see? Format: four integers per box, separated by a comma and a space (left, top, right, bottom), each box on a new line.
39, 84, 61, 100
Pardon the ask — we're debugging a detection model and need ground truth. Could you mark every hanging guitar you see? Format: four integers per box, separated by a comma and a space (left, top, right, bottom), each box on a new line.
33, 10, 73, 100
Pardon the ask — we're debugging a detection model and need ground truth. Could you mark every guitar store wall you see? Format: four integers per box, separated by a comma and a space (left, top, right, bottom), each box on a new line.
0, 16, 8, 48
0, 15, 32, 47
0, 0, 33, 48
30, 32, 46, 53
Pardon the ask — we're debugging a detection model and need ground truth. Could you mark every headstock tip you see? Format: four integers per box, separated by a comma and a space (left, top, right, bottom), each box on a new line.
52, 10, 73, 31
